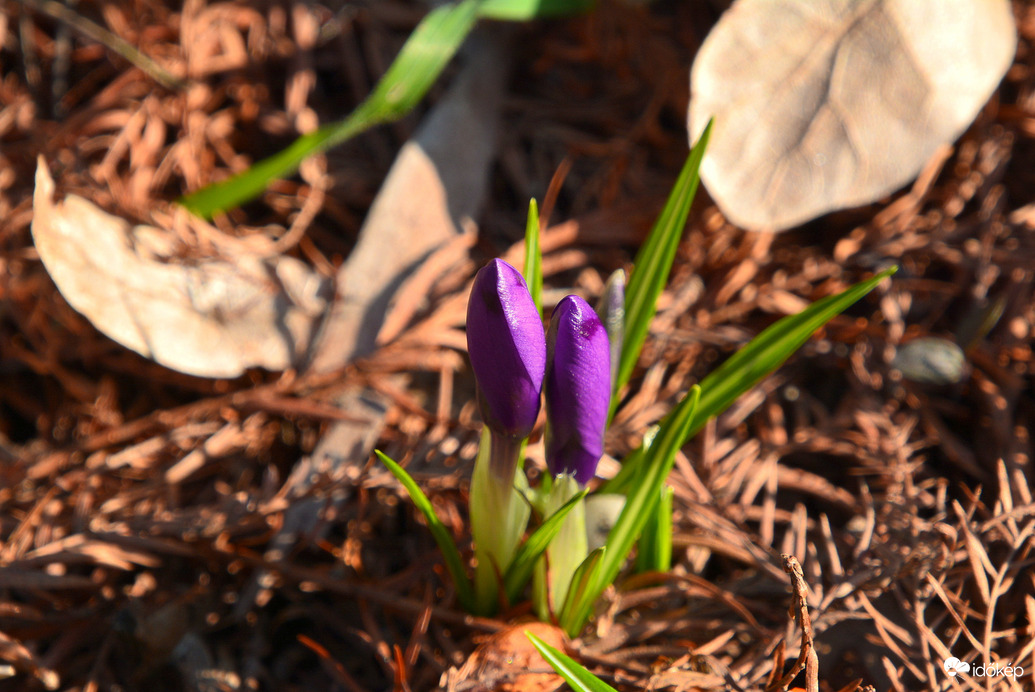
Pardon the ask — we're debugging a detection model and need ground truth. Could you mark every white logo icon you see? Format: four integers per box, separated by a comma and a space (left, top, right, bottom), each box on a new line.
943, 657, 971, 676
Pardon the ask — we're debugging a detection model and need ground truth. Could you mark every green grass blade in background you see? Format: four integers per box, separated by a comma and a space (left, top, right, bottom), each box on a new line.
523, 198, 543, 313
503, 488, 587, 605
560, 386, 700, 636
480, 0, 596, 20
375, 450, 476, 612
181, 0, 482, 217
686, 266, 896, 443
614, 120, 712, 408
526, 631, 618, 692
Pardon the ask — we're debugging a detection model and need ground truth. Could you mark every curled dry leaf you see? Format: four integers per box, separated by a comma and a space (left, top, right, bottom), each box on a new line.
453, 622, 565, 692
688, 0, 1016, 231
31, 158, 331, 378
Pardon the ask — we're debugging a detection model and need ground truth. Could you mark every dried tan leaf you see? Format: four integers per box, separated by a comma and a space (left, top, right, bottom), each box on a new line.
31, 158, 331, 378
689, 0, 1016, 231
454, 622, 564, 692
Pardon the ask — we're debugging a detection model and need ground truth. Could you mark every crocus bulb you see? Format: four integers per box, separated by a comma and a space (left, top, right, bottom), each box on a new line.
466, 259, 547, 442
545, 295, 611, 485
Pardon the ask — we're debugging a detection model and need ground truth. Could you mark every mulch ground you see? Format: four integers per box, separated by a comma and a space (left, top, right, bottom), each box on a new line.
2, 1, 1035, 691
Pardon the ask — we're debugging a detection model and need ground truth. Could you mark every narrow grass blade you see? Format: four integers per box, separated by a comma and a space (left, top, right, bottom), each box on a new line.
480, 0, 596, 20
503, 489, 588, 605
614, 120, 712, 408
602, 267, 895, 495
181, 1, 481, 217
561, 386, 700, 636
635, 485, 673, 573
523, 198, 543, 313
375, 450, 475, 612
688, 266, 896, 442
557, 546, 605, 628
526, 631, 618, 692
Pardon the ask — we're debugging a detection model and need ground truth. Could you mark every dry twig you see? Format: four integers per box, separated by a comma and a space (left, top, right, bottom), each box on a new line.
769, 555, 819, 692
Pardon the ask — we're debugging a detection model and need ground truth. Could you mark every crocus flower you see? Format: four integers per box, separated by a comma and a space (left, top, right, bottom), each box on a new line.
545, 295, 611, 485
466, 259, 544, 613
466, 259, 546, 444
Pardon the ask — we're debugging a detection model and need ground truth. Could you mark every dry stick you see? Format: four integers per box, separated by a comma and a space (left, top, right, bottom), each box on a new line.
404, 584, 434, 669
266, 159, 329, 256
392, 645, 412, 692
984, 520, 1035, 682
297, 635, 370, 692
769, 555, 819, 692
20, 0, 187, 90
539, 157, 572, 229
765, 639, 785, 689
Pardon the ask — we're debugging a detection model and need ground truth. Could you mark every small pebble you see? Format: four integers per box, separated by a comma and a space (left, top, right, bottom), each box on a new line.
891, 337, 967, 385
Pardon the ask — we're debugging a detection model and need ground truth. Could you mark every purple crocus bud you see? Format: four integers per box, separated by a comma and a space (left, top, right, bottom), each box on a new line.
545, 295, 611, 485
466, 259, 547, 442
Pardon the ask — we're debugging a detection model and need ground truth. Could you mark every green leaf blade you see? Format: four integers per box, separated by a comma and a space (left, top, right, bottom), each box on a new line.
179, 125, 341, 218
525, 631, 618, 692
503, 489, 588, 605
602, 268, 895, 497
615, 120, 712, 404
180, 1, 481, 217
687, 267, 896, 442
557, 546, 605, 638
364, 1, 482, 121
635, 485, 673, 573
479, 0, 596, 20
561, 386, 701, 636
523, 198, 543, 313
375, 450, 476, 612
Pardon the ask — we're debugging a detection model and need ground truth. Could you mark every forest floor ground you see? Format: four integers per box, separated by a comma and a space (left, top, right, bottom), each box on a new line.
2, 2, 1035, 691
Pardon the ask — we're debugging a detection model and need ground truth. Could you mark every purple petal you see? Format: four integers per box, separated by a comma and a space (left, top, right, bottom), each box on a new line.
466, 259, 546, 441
545, 295, 611, 485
